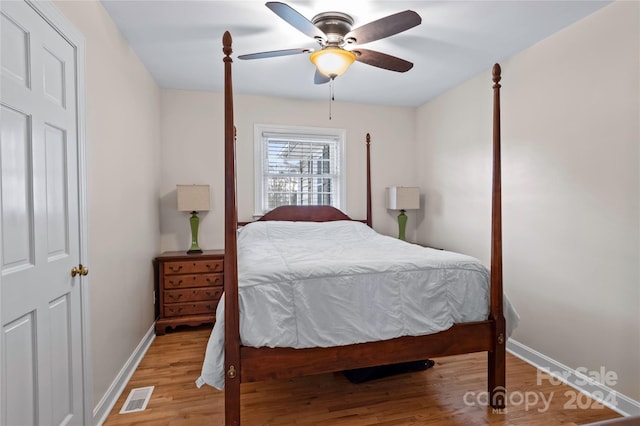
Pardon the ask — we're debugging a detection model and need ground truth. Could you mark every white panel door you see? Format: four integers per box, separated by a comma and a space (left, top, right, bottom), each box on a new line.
1, 1, 86, 425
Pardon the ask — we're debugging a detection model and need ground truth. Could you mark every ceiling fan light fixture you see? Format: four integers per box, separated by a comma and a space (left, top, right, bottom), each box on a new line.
310, 47, 356, 79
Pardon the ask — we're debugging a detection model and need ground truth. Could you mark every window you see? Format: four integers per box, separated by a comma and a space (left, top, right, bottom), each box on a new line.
254, 124, 346, 215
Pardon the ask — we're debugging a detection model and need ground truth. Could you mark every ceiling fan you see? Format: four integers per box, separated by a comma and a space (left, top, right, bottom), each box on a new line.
238, 2, 422, 84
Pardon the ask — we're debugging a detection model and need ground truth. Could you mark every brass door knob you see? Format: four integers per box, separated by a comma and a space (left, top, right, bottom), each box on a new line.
71, 264, 89, 277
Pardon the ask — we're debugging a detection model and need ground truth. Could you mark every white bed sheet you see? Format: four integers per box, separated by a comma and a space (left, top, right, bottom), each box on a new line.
197, 220, 518, 390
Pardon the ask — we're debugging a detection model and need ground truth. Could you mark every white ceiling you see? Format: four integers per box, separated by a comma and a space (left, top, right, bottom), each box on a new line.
100, 0, 611, 107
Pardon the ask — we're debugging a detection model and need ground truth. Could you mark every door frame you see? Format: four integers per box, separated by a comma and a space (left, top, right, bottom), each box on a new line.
0, 1, 93, 424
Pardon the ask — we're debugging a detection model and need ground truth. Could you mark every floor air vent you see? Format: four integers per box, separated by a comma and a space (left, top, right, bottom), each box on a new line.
119, 386, 154, 414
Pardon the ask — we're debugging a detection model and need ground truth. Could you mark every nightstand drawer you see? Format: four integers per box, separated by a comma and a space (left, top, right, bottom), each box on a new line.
164, 287, 222, 303
164, 301, 217, 317
164, 273, 223, 289
163, 259, 223, 275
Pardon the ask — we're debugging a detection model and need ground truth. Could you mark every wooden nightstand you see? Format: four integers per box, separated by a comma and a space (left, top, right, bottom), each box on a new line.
154, 250, 224, 335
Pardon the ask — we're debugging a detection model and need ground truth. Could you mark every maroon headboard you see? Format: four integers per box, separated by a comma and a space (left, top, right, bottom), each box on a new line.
257, 205, 353, 222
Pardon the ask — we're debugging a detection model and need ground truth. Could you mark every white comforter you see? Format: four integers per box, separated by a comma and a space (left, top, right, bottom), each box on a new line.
197, 220, 518, 390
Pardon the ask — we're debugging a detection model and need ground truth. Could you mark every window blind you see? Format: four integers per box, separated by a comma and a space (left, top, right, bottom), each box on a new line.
262, 133, 341, 212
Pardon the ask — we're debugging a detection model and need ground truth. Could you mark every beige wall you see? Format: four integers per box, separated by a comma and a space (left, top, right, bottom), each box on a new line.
54, 0, 161, 410
416, 0, 639, 401
159, 91, 418, 252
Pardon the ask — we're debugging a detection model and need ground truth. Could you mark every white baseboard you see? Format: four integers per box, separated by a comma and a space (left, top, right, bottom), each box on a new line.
507, 338, 640, 417
92, 324, 156, 425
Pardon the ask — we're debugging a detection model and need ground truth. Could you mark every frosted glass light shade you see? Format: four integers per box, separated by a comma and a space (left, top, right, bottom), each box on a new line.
386, 187, 420, 210
310, 47, 356, 78
177, 184, 210, 212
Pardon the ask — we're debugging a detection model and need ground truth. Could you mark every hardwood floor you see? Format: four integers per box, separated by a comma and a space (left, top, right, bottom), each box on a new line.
104, 326, 622, 425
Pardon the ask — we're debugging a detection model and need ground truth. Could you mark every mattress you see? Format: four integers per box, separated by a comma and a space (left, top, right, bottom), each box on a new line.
197, 220, 519, 390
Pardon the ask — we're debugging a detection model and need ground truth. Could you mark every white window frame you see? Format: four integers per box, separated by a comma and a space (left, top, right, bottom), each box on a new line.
254, 124, 347, 217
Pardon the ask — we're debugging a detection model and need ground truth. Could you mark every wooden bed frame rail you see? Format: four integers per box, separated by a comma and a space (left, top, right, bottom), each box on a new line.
222, 31, 505, 425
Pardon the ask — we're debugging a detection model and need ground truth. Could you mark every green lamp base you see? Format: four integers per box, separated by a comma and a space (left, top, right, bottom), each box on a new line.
397, 209, 407, 241
187, 211, 203, 254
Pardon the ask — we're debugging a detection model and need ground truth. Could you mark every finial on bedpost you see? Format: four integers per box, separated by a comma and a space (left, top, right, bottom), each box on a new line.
492, 63, 501, 87
223, 31, 232, 60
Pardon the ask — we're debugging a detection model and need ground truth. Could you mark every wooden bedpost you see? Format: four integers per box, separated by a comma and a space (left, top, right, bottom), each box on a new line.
488, 63, 507, 409
366, 133, 372, 227
223, 31, 241, 426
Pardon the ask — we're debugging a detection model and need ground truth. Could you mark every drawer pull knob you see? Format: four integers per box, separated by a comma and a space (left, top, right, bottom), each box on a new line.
206, 264, 220, 271
168, 294, 182, 301
168, 279, 183, 287
168, 265, 183, 272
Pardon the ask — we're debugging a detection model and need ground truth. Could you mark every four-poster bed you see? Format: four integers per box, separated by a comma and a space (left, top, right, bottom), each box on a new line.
205, 31, 510, 425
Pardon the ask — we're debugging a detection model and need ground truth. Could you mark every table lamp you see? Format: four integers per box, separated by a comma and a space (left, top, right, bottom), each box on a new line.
386, 186, 420, 241
177, 184, 210, 254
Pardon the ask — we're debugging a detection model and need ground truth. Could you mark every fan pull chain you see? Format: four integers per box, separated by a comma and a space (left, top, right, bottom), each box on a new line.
329, 78, 335, 120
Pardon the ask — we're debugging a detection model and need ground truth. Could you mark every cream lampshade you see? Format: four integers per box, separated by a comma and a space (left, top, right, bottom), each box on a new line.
177, 184, 210, 254
386, 187, 420, 241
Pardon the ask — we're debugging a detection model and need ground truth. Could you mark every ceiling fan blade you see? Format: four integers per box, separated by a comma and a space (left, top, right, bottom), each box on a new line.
266, 2, 326, 40
238, 48, 311, 60
353, 48, 413, 72
345, 10, 421, 45
314, 70, 330, 85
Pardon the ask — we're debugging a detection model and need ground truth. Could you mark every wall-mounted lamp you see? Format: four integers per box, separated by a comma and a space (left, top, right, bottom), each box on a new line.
386, 186, 420, 241
177, 184, 210, 254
